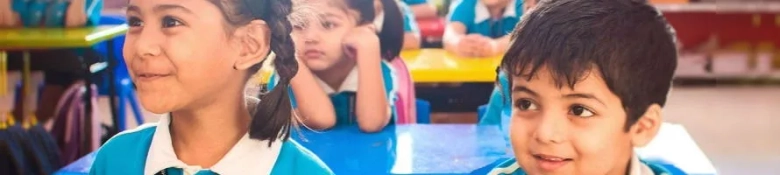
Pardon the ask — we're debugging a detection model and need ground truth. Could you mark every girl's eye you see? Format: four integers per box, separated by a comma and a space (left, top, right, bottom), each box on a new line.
515, 99, 538, 111
569, 105, 595, 118
127, 16, 143, 27
161, 16, 183, 28
322, 21, 336, 29
293, 23, 305, 30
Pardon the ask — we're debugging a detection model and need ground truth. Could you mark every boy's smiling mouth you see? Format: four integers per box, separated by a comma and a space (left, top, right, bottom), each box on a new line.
533, 154, 573, 171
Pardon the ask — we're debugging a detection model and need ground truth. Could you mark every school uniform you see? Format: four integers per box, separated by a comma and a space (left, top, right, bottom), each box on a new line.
14, 0, 103, 27
447, 0, 523, 38
480, 72, 511, 126
90, 98, 334, 175
375, 1, 420, 38
487, 154, 673, 175
403, 0, 428, 6
267, 61, 398, 126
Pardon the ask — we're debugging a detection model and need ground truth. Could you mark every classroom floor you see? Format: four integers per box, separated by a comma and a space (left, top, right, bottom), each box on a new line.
100, 86, 780, 175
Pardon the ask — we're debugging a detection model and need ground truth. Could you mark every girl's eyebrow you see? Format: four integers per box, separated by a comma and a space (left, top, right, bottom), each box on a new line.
319, 13, 345, 20
126, 4, 195, 15
153, 4, 194, 14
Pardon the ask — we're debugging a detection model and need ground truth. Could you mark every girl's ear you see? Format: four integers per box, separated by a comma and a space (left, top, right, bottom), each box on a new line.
234, 20, 272, 70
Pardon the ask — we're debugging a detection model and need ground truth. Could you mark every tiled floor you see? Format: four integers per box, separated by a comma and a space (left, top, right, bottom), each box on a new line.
102, 86, 780, 175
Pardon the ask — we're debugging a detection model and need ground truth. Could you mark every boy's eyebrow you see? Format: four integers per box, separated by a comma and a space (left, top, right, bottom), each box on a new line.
512, 86, 539, 97
564, 93, 606, 106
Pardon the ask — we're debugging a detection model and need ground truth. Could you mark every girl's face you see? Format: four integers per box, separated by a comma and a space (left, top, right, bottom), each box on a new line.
124, 0, 246, 113
291, 2, 358, 71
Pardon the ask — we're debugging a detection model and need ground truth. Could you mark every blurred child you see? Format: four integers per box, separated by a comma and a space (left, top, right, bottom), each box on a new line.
479, 0, 536, 126
1, 0, 102, 124
90, 0, 333, 174
268, 0, 405, 133
375, 0, 422, 49
402, 0, 438, 18
443, 0, 523, 57
488, 0, 678, 174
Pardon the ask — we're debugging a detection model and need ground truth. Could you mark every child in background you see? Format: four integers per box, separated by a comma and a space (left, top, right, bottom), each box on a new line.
479, 0, 536, 126
0, 0, 102, 125
400, 1, 422, 49
489, 0, 678, 174
443, 0, 522, 57
90, 0, 333, 174
403, 0, 438, 18
375, 0, 421, 49
268, 0, 404, 133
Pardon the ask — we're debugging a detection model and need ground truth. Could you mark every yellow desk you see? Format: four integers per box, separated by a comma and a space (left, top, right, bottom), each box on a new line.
254, 49, 503, 84
0, 25, 129, 49
0, 25, 129, 148
400, 49, 502, 83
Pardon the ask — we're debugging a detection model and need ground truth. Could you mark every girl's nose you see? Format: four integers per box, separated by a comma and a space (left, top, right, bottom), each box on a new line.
134, 29, 164, 58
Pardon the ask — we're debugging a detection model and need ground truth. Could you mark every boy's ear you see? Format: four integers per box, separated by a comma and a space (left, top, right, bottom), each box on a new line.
629, 104, 663, 147
234, 20, 271, 70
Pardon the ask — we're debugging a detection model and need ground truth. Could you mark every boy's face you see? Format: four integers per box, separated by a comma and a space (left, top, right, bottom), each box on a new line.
509, 66, 648, 175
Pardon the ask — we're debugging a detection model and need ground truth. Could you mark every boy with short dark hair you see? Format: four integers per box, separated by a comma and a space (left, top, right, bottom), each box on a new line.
488, 0, 678, 174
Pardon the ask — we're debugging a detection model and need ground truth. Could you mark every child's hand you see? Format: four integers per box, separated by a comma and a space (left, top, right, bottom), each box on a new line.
342, 24, 381, 65
0, 0, 21, 27
457, 34, 491, 57
65, 0, 87, 27
474, 39, 501, 57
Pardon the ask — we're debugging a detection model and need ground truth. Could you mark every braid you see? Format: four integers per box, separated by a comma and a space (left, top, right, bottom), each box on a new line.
247, 0, 299, 146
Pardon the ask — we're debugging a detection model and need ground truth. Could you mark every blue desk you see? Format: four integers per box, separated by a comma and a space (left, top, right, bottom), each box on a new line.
56, 124, 717, 175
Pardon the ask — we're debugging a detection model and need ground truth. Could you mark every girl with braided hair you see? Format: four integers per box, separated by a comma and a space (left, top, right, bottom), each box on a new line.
89, 0, 333, 174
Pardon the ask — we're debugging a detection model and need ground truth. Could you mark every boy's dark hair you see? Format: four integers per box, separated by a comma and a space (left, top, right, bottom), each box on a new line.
343, 0, 405, 60
210, 0, 299, 146
501, 0, 678, 131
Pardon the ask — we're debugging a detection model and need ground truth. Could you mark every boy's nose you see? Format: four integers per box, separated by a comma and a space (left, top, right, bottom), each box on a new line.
533, 112, 568, 144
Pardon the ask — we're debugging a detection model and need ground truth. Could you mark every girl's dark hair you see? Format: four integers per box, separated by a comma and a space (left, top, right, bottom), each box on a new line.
210, 0, 298, 145
342, 0, 405, 60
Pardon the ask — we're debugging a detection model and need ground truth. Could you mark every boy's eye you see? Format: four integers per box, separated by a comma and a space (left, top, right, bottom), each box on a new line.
161, 16, 183, 28
127, 16, 143, 27
515, 99, 538, 111
569, 105, 594, 117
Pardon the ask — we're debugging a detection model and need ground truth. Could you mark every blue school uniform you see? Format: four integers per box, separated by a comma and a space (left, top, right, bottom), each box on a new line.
400, 2, 421, 37
375, 1, 420, 37
14, 0, 103, 27
403, 0, 428, 5
447, 0, 522, 38
488, 155, 673, 175
480, 71, 511, 126
267, 61, 398, 126
90, 114, 333, 175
